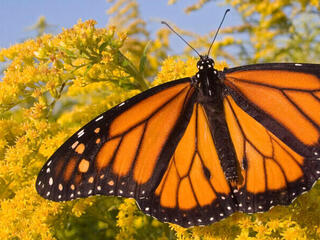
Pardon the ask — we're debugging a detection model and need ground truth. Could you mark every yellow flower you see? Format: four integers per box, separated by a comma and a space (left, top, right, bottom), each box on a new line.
281, 227, 306, 240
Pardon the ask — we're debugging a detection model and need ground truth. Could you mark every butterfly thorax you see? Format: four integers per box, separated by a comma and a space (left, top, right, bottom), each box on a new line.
195, 56, 224, 108
194, 56, 240, 183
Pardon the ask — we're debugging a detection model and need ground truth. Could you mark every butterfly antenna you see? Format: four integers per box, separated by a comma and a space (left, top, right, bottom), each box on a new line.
161, 21, 201, 58
207, 9, 230, 57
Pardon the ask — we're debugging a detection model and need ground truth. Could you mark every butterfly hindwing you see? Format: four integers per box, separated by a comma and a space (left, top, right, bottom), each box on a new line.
224, 94, 320, 213
137, 103, 236, 227
36, 78, 196, 202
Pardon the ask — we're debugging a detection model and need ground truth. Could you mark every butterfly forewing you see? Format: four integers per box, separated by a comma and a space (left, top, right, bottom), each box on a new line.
36, 78, 196, 202
223, 63, 320, 158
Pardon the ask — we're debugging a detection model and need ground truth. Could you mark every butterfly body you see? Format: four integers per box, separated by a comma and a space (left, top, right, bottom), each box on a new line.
37, 55, 320, 227
194, 56, 239, 182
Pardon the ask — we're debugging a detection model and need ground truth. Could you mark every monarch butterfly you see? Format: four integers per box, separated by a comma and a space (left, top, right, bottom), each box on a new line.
36, 10, 320, 227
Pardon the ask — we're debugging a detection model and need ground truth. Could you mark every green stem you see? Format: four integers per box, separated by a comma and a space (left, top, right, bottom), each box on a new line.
116, 50, 149, 91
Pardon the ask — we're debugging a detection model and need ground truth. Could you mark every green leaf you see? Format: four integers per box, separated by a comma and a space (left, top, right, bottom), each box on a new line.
139, 41, 151, 75
99, 41, 109, 53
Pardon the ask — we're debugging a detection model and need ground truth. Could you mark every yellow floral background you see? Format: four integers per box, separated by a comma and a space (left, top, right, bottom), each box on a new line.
1, 0, 320, 239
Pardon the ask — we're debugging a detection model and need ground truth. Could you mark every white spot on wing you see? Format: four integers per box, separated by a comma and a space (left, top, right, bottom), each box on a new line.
47, 160, 52, 166
295, 63, 302, 66
71, 141, 79, 149
119, 102, 125, 107
77, 129, 85, 138
49, 177, 53, 186
95, 116, 104, 122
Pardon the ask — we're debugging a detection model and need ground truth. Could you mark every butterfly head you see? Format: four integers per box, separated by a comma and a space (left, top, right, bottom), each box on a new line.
197, 56, 215, 71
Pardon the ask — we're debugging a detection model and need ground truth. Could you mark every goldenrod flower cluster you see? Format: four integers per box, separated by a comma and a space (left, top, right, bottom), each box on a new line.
0, 19, 148, 239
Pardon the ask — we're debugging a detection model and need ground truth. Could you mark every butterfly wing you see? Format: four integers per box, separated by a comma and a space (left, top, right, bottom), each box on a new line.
222, 63, 320, 213
223, 63, 320, 157
36, 78, 196, 201
138, 103, 236, 227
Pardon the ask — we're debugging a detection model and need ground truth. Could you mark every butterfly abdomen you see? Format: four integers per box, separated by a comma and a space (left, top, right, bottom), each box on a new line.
202, 103, 239, 182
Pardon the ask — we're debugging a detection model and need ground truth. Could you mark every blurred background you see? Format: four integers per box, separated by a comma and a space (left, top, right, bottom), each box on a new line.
2, 0, 320, 66
0, 1, 320, 240
0, 1, 241, 54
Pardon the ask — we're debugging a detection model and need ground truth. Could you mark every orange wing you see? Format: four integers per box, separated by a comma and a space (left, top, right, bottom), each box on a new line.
137, 103, 236, 227
224, 95, 320, 213
36, 79, 196, 201
223, 64, 320, 158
